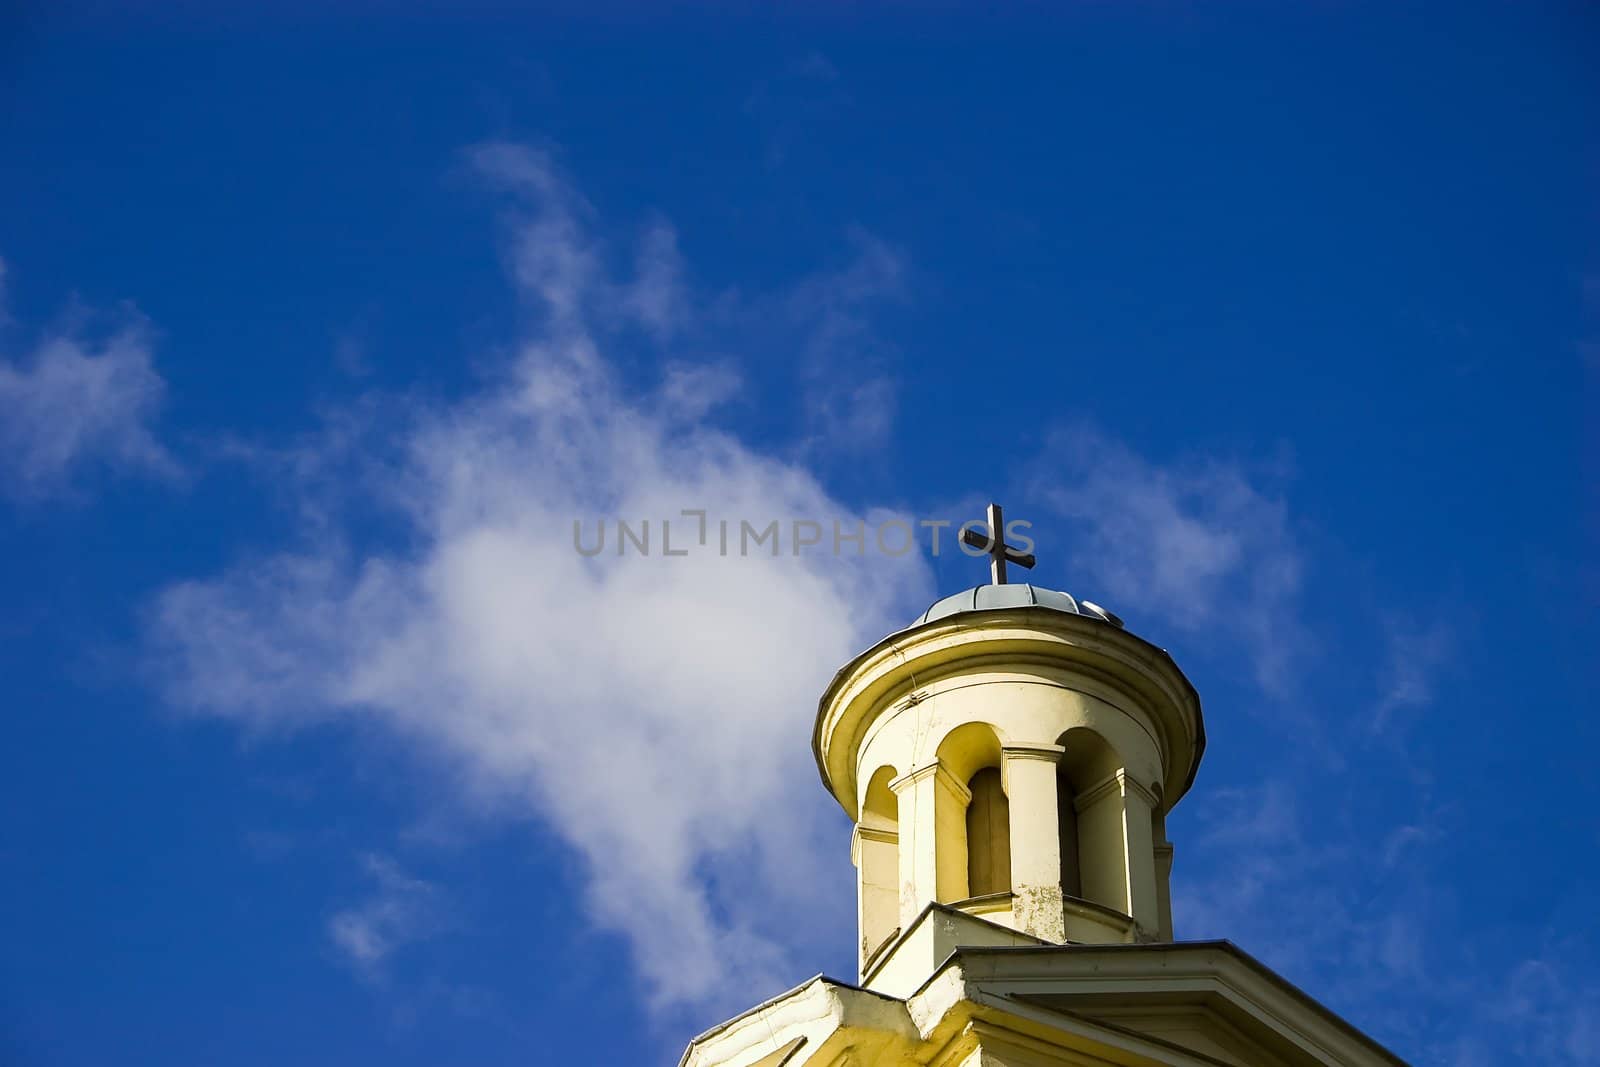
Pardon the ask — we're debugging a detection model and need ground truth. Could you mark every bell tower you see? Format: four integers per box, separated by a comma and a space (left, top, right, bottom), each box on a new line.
682, 505, 1401, 1067
815, 581, 1204, 982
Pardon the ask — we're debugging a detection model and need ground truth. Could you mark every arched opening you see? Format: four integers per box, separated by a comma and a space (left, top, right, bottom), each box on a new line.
863, 764, 899, 829
857, 765, 900, 963
1057, 728, 1126, 914
1057, 771, 1082, 899
965, 767, 1011, 897
936, 722, 1006, 903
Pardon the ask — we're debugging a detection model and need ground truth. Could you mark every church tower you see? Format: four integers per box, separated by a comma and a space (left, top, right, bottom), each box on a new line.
681, 508, 1403, 1067
822, 580, 1194, 983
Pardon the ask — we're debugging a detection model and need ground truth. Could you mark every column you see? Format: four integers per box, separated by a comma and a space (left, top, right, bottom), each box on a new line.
853, 823, 900, 972
890, 762, 970, 929
1074, 770, 1162, 935
1118, 773, 1161, 934
1001, 742, 1067, 942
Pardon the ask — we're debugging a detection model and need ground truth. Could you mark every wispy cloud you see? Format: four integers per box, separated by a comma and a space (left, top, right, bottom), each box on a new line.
787, 228, 906, 454
1177, 778, 1399, 980
1372, 617, 1454, 734
1030, 426, 1307, 697
1478, 954, 1600, 1065
327, 854, 442, 978
146, 144, 932, 1014
624, 220, 689, 341
743, 51, 851, 167
0, 268, 179, 497
1177, 767, 1600, 1066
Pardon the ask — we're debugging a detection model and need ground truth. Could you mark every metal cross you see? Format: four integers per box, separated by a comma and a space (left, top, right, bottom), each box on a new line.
960, 502, 1036, 585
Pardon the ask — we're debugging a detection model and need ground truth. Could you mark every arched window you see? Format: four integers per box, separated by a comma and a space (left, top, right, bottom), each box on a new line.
857, 766, 900, 961
936, 722, 1006, 903
1057, 767, 1082, 898
1057, 728, 1124, 912
965, 767, 1011, 897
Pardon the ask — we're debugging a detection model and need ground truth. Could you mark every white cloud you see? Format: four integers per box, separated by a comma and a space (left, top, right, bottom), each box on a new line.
1031, 427, 1307, 696
327, 854, 441, 976
147, 144, 932, 1013
657, 360, 742, 424
0, 308, 178, 495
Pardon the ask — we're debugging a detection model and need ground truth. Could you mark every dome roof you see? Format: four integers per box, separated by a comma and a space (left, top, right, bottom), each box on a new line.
910, 583, 1125, 629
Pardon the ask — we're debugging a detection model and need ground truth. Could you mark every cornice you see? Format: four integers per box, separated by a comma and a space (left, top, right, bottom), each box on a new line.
814, 606, 1204, 821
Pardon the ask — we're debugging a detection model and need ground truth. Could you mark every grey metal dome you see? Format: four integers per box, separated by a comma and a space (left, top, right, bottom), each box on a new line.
911, 583, 1124, 629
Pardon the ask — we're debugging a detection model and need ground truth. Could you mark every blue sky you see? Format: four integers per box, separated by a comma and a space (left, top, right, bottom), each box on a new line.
1, 4, 1595, 1064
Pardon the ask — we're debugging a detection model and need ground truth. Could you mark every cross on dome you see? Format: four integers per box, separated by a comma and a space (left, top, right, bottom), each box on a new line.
960, 502, 1036, 584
